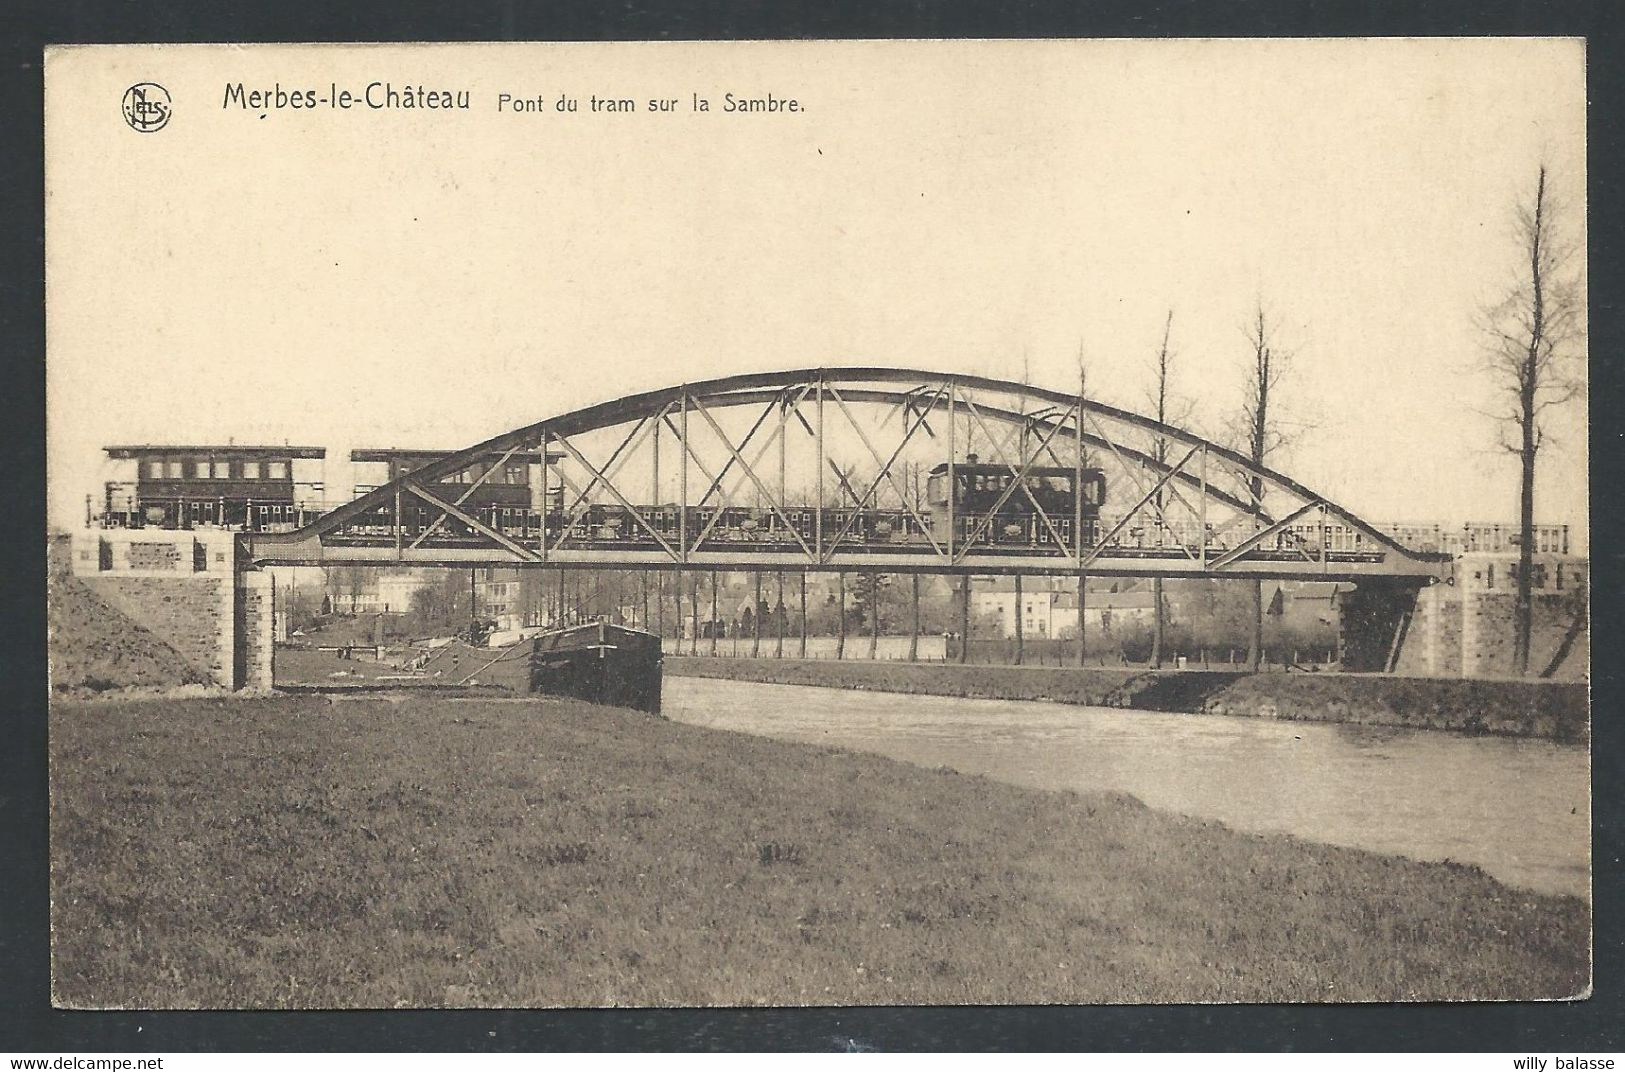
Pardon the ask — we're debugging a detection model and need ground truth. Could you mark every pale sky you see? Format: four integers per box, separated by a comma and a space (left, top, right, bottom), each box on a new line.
45, 39, 1588, 543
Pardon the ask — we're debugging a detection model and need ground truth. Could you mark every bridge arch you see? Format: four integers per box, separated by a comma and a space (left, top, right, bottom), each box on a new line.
247, 366, 1448, 581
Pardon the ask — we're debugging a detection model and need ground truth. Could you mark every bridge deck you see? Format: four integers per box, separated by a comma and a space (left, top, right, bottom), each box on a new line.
245, 535, 1447, 581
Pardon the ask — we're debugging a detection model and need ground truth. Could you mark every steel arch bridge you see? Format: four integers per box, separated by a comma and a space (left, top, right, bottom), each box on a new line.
245, 367, 1450, 582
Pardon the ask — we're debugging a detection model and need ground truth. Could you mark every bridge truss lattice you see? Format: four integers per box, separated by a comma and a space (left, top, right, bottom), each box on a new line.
246, 367, 1448, 582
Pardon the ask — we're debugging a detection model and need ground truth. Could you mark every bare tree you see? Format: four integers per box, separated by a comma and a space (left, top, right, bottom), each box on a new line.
1146, 310, 1193, 669
1480, 164, 1584, 674
1239, 300, 1294, 673
324, 565, 371, 615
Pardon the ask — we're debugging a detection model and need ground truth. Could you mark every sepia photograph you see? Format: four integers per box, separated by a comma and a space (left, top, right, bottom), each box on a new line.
44, 38, 1589, 1010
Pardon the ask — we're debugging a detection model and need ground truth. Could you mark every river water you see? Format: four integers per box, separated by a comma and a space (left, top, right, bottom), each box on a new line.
664, 677, 1591, 900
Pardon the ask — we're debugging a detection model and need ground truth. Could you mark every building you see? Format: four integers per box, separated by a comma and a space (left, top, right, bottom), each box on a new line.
324, 567, 435, 616
1265, 580, 1352, 631
971, 576, 1166, 638
99, 444, 327, 530
472, 566, 553, 632
971, 576, 1068, 637
1283, 519, 1573, 557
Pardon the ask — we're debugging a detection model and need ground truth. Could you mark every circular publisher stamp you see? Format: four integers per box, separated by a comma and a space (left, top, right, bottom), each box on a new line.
121, 82, 171, 132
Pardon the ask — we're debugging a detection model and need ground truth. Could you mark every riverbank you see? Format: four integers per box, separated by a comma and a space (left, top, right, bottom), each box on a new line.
51, 693, 1588, 1007
664, 657, 1588, 742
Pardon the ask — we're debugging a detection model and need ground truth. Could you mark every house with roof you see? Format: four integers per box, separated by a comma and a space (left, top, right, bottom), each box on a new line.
971, 576, 1172, 639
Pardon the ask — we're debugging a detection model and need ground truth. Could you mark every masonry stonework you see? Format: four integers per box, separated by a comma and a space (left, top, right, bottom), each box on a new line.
238, 570, 277, 690
70, 529, 275, 690
1391, 552, 1587, 679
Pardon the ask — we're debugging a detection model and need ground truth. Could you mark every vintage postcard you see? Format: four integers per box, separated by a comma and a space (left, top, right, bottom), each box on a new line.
45, 39, 1588, 1008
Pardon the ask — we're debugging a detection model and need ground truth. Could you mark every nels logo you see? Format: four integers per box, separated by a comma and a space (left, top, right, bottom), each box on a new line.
122, 83, 171, 133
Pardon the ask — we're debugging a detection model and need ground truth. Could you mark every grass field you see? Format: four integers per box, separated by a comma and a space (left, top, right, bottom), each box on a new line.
50, 693, 1589, 1008
666, 656, 1589, 742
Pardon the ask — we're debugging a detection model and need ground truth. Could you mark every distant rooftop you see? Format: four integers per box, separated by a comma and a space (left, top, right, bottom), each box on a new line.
105, 445, 326, 459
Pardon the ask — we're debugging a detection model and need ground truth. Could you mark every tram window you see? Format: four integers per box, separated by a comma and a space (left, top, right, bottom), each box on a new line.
505, 462, 527, 485
241, 461, 262, 479
145, 461, 163, 479
166, 460, 184, 479
212, 460, 231, 479
191, 460, 208, 478
267, 461, 288, 479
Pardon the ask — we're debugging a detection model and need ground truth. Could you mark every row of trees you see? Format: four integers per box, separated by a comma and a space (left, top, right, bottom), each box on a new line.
1133, 163, 1580, 675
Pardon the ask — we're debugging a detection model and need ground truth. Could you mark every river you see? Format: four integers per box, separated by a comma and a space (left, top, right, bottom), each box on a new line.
664, 676, 1591, 900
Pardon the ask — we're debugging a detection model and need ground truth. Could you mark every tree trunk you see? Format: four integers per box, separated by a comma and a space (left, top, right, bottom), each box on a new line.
869, 576, 880, 660
1013, 574, 1024, 666
753, 572, 763, 658
1151, 575, 1165, 669
689, 574, 699, 655
673, 570, 682, 648
836, 572, 846, 660
1515, 426, 1536, 674
1247, 579, 1263, 672
1076, 572, 1088, 666
958, 577, 970, 664
909, 573, 920, 662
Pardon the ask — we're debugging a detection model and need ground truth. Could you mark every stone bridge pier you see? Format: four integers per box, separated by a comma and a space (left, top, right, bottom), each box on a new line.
69, 529, 275, 690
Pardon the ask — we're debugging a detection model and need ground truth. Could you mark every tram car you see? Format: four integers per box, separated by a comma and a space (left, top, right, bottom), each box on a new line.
97, 445, 327, 531
347, 447, 562, 543
925, 460, 1107, 547
96, 442, 1113, 555
471, 457, 1110, 554
351, 454, 1109, 553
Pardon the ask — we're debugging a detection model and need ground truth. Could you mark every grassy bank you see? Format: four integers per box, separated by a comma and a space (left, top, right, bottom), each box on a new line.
665, 657, 1588, 742
47, 567, 207, 695
51, 693, 1588, 1008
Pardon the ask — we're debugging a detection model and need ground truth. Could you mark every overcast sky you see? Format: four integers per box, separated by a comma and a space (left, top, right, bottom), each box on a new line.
46, 39, 1587, 543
